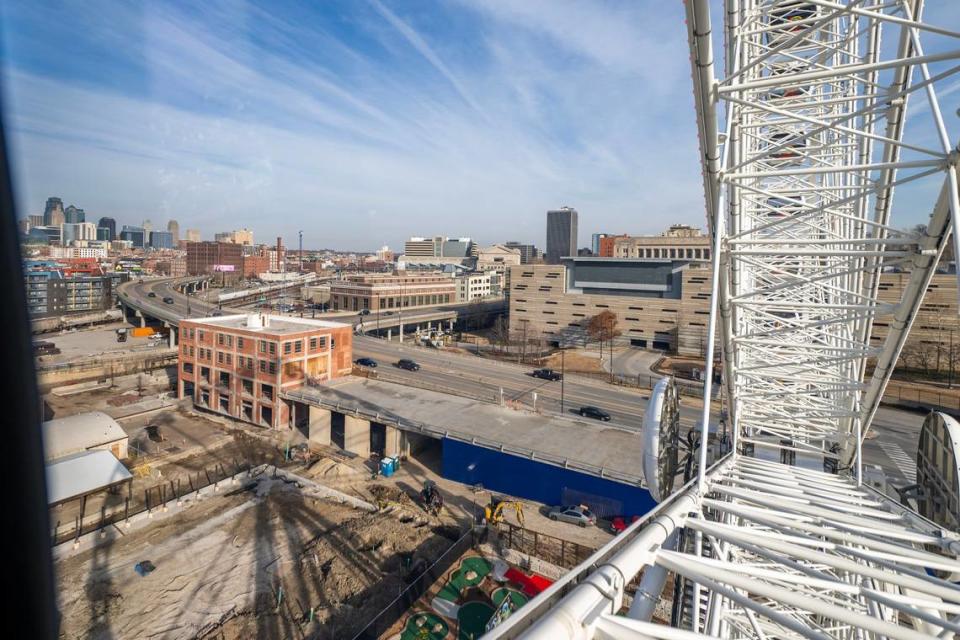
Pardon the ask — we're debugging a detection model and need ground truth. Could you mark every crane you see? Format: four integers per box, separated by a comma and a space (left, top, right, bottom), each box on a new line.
488, 2, 960, 637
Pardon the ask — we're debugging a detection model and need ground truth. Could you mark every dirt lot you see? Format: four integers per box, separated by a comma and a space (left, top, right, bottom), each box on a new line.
55, 473, 459, 640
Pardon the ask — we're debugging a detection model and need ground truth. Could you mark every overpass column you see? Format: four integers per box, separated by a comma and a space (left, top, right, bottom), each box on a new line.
308, 406, 332, 446
387, 329, 392, 341
136, 310, 145, 328
385, 425, 402, 457
167, 325, 177, 348
448, 319, 454, 332
344, 414, 370, 457
399, 323, 404, 343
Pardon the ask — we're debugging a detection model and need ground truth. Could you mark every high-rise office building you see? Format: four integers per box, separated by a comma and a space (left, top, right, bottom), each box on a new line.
96, 227, 112, 241
142, 219, 154, 237
97, 217, 116, 241
28, 214, 44, 228
62, 222, 97, 244
504, 242, 539, 264
149, 230, 174, 249
185, 229, 201, 242
546, 207, 578, 264
44, 197, 65, 227
64, 205, 85, 224
167, 219, 180, 243
120, 225, 146, 249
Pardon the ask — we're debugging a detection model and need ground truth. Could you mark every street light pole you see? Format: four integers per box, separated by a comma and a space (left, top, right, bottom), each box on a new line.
298, 230, 303, 274
560, 347, 566, 414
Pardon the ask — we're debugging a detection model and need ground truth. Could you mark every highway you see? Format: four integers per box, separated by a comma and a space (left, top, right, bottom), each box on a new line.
119, 277, 927, 487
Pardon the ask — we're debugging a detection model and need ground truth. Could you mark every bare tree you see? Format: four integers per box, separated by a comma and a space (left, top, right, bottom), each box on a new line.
585, 310, 622, 356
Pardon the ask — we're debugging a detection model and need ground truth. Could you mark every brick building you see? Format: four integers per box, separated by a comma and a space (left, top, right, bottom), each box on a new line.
329, 273, 456, 312
177, 314, 353, 429
186, 241, 243, 275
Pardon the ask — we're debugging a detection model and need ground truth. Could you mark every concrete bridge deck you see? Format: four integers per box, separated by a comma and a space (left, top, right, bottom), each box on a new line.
283, 377, 646, 486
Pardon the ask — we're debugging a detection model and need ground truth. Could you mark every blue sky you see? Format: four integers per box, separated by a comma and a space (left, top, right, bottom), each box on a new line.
1, 1, 958, 251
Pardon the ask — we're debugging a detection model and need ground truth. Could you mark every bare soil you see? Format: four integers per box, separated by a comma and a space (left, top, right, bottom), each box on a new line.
55, 475, 458, 640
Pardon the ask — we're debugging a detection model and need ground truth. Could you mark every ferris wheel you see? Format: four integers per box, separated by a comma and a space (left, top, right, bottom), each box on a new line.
488, 2, 960, 638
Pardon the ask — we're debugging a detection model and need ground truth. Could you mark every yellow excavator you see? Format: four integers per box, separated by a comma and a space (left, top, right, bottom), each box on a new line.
484, 498, 525, 528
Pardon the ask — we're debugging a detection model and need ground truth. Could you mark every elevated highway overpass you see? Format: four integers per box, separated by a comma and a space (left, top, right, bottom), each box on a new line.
118, 276, 506, 341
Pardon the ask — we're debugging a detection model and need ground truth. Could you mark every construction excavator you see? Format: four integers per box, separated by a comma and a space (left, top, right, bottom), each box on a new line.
484, 497, 524, 528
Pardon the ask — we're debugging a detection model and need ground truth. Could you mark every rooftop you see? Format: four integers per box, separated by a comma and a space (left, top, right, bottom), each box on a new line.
183, 313, 350, 335
45, 450, 132, 505
43, 411, 128, 462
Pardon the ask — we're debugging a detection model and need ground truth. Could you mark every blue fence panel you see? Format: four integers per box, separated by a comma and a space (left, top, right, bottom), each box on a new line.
441, 438, 657, 518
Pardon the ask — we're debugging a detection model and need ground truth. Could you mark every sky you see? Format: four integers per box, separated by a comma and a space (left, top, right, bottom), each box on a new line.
0, 1, 958, 252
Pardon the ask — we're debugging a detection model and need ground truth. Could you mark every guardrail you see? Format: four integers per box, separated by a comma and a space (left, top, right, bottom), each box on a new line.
281, 388, 647, 487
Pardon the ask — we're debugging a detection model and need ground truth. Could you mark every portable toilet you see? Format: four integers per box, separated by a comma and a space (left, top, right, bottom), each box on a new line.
380, 457, 396, 477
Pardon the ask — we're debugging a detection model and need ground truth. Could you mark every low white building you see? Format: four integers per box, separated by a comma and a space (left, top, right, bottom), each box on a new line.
455, 271, 493, 302
42, 411, 129, 462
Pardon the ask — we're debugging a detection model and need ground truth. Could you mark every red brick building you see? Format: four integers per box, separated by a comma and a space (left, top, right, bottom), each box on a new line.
177, 314, 353, 429
186, 241, 243, 275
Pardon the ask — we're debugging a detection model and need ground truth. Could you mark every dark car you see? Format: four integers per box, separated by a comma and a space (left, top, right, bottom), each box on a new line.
532, 368, 562, 381
579, 406, 611, 421
162, 296, 175, 304
358, 309, 371, 316
147, 292, 157, 298
210, 310, 223, 316
396, 359, 420, 371
384, 311, 394, 316
355, 357, 378, 368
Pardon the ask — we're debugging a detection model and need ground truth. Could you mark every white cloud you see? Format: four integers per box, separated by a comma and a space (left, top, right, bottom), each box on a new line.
1, 1, 709, 249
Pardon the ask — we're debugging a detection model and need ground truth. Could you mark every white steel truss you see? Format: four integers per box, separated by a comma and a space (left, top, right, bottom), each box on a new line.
488, 1, 960, 638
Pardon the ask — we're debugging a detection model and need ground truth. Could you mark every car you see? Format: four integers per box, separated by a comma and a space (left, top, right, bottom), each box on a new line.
532, 368, 562, 381
162, 297, 174, 304
579, 406, 611, 421
610, 515, 641, 534
396, 358, 420, 371
384, 311, 394, 316
355, 357, 378, 368
358, 309, 371, 316
548, 505, 597, 528
147, 292, 157, 298
210, 310, 223, 316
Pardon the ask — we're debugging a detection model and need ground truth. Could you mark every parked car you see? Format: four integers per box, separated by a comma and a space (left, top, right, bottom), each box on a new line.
532, 368, 562, 381
579, 406, 611, 421
384, 311, 394, 316
162, 296, 175, 304
355, 357, 378, 368
210, 310, 223, 316
548, 505, 597, 528
610, 515, 640, 534
358, 309, 371, 316
147, 291, 157, 298
396, 358, 421, 371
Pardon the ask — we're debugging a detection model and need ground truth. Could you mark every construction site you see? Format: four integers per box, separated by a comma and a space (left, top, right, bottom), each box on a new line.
45, 353, 613, 640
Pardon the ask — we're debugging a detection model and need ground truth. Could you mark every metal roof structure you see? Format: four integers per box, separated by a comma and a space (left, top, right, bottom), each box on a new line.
45, 450, 132, 505
491, 1, 960, 637
42, 411, 127, 462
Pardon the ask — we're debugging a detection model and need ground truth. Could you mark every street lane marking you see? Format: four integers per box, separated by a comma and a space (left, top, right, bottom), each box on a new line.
878, 441, 917, 482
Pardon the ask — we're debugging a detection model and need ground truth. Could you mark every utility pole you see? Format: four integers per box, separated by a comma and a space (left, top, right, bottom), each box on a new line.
298, 230, 303, 274
947, 327, 954, 389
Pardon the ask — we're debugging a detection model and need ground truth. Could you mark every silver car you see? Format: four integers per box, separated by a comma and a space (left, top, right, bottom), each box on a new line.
547, 505, 597, 527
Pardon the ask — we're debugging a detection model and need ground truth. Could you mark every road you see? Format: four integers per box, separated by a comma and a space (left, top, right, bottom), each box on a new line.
119, 278, 926, 488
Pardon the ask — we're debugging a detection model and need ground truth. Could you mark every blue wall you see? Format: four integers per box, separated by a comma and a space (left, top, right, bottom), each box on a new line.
441, 438, 657, 517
